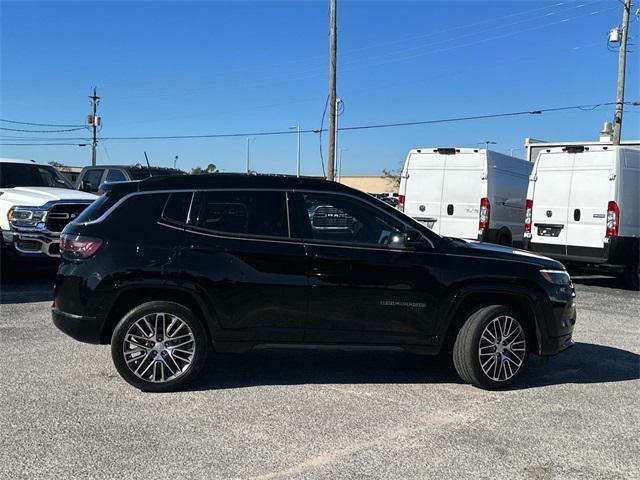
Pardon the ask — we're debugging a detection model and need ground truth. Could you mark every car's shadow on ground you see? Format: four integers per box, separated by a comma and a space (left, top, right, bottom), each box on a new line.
0, 269, 56, 304
187, 342, 639, 391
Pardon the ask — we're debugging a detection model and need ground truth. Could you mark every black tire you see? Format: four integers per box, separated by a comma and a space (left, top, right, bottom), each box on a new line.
453, 305, 528, 390
624, 260, 639, 291
111, 301, 208, 392
496, 229, 512, 247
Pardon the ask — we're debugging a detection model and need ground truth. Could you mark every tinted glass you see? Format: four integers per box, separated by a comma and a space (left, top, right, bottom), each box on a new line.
0, 163, 73, 189
192, 191, 288, 238
73, 192, 122, 223
105, 169, 127, 182
162, 192, 193, 223
300, 193, 406, 246
82, 169, 104, 188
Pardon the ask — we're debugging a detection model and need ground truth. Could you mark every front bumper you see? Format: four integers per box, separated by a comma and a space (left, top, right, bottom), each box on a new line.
52, 307, 102, 344
2, 230, 61, 258
537, 283, 577, 356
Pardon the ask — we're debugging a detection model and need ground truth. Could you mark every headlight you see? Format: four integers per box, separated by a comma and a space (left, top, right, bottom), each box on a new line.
7, 207, 47, 228
540, 269, 572, 286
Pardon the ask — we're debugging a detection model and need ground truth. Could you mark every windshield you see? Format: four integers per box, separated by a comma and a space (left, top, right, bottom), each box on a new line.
0, 163, 73, 189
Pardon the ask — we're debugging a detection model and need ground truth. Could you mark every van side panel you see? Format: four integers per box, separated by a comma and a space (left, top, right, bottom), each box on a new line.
487, 152, 533, 242
438, 153, 484, 239
618, 148, 640, 238
565, 150, 615, 250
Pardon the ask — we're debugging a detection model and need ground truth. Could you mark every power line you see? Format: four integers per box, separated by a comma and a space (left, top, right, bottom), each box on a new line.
0, 126, 88, 133
91, 101, 632, 142
0, 118, 85, 128
0, 143, 89, 146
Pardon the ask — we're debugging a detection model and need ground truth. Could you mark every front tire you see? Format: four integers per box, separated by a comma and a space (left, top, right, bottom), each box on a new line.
111, 301, 208, 392
453, 305, 528, 389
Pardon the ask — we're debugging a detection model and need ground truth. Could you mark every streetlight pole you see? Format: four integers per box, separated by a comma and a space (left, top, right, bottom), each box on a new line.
290, 125, 301, 177
479, 140, 497, 151
174, 155, 178, 169
246, 137, 253, 173
338, 147, 348, 182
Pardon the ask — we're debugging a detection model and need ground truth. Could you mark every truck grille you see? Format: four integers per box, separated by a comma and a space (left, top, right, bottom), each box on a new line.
311, 206, 355, 230
45, 204, 90, 232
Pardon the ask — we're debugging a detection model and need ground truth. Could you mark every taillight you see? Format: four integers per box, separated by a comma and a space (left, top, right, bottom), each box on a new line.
606, 201, 619, 237
397, 194, 405, 212
524, 199, 533, 238
60, 234, 103, 259
478, 197, 490, 234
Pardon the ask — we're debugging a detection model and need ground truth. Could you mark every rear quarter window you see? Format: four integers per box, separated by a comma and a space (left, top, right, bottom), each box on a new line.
73, 192, 122, 223
162, 192, 193, 223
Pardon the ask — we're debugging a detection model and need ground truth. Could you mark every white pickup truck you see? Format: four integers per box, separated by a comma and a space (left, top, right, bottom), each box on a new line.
0, 158, 97, 273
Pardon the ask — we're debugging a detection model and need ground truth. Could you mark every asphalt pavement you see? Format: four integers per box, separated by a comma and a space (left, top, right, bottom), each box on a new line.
0, 272, 638, 479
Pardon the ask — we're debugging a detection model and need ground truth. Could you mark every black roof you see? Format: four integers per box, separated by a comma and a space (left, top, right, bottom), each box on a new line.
107, 173, 356, 195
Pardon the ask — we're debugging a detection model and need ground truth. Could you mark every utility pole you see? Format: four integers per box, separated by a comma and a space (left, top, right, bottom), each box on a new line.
327, 0, 337, 181
612, 0, 631, 145
88, 87, 100, 166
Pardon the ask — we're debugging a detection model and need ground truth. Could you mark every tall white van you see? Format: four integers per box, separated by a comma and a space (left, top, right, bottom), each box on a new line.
523, 145, 640, 289
398, 148, 532, 246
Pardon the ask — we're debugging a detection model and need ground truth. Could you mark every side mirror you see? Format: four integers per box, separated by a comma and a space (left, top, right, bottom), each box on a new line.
404, 229, 424, 248
80, 180, 93, 192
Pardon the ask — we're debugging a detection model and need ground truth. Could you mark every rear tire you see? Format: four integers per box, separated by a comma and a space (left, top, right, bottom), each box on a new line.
111, 301, 208, 392
453, 305, 528, 390
624, 259, 639, 291
495, 229, 512, 247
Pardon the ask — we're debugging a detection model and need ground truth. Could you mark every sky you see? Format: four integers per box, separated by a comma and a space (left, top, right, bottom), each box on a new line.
1, 0, 638, 176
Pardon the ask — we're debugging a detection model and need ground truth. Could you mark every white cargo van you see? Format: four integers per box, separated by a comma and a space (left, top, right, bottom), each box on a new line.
523, 145, 640, 289
398, 148, 532, 246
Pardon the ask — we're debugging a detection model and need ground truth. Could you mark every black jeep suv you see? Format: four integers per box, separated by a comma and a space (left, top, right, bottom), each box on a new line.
53, 174, 576, 391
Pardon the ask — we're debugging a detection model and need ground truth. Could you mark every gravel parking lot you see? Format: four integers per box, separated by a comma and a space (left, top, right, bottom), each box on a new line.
1, 271, 638, 480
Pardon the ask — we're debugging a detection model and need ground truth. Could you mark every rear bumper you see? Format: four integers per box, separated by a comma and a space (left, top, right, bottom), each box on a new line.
522, 236, 638, 270
52, 307, 102, 344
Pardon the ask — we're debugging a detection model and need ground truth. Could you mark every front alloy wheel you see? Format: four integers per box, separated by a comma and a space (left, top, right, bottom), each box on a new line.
453, 305, 529, 389
478, 315, 526, 382
111, 301, 208, 391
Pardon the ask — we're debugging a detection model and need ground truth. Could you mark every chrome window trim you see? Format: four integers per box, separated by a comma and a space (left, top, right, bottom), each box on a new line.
79, 187, 435, 249
157, 221, 303, 245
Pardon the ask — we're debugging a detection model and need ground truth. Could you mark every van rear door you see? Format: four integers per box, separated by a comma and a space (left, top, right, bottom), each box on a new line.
565, 149, 615, 256
438, 150, 484, 239
529, 151, 574, 256
403, 151, 446, 234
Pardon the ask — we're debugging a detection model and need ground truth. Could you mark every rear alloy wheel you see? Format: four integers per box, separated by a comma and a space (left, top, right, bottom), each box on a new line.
453, 305, 528, 389
111, 301, 208, 391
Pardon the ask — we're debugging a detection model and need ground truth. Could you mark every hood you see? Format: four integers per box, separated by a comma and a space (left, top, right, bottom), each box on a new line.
0, 187, 97, 207
453, 239, 565, 270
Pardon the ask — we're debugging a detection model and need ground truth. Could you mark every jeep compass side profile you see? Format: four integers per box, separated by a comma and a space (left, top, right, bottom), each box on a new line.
53, 174, 576, 391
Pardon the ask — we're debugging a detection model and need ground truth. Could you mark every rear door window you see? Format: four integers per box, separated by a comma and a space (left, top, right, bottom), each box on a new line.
190, 190, 289, 238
